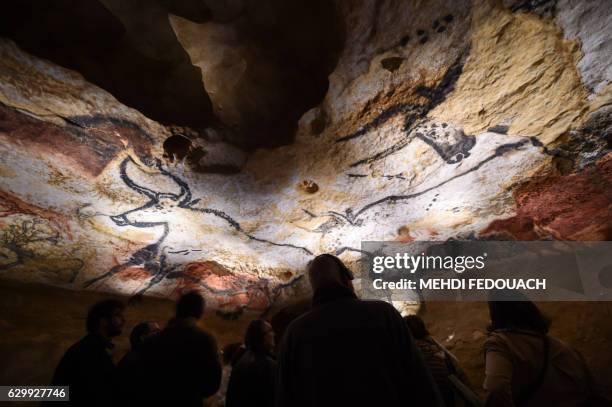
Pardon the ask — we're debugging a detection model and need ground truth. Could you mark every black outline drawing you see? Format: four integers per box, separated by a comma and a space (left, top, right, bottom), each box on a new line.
300, 139, 534, 234
300, 48, 547, 234
336, 50, 469, 168
83, 156, 312, 303
0, 218, 84, 282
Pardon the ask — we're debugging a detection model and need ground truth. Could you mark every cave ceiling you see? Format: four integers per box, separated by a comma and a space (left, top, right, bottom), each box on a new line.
0, 0, 611, 318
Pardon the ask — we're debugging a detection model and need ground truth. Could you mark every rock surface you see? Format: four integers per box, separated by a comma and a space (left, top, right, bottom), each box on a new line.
0, 0, 215, 133
170, 0, 344, 148
0, 0, 611, 318
555, 0, 612, 96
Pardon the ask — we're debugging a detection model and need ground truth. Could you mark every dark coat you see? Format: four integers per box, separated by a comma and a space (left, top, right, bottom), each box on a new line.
225, 350, 277, 407
116, 318, 222, 407
44, 333, 116, 407
275, 286, 444, 407
113, 346, 145, 405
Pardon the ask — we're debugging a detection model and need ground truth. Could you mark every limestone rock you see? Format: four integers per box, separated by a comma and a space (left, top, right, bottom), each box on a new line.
0, 0, 214, 132
555, 0, 612, 96
430, 2, 586, 144
170, 0, 343, 149
0, 39, 168, 144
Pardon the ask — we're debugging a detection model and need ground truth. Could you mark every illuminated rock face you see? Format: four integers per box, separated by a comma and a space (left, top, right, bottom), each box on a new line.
0, 0, 610, 318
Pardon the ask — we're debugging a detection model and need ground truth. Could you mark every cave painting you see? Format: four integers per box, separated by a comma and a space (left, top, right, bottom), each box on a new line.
0, 73, 549, 319
4, 0, 600, 318
0, 190, 86, 284
83, 156, 309, 315
0, 218, 84, 283
300, 109, 547, 246
296, 50, 552, 243
0, 101, 562, 318
335, 51, 468, 168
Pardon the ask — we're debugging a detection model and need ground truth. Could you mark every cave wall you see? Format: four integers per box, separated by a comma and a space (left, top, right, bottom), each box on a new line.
0, 0, 611, 319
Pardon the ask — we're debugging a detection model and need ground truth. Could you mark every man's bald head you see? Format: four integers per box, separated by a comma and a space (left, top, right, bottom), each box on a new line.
307, 254, 354, 293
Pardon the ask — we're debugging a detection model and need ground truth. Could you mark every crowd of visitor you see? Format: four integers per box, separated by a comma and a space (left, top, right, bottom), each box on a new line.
45, 254, 609, 406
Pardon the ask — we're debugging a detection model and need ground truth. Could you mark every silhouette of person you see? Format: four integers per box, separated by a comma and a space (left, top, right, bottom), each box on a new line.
275, 254, 444, 407
484, 290, 609, 407
113, 320, 160, 402
128, 321, 160, 352
44, 299, 125, 407
133, 290, 222, 406
226, 320, 277, 407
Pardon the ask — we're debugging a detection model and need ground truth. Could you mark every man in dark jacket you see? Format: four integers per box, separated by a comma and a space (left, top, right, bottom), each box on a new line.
45, 299, 125, 407
275, 254, 444, 407
128, 290, 222, 407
